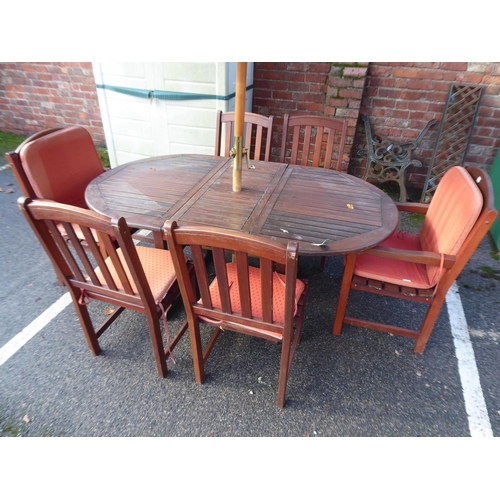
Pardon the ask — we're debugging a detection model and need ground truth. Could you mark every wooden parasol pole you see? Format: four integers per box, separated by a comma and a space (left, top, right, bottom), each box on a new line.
232, 62, 247, 192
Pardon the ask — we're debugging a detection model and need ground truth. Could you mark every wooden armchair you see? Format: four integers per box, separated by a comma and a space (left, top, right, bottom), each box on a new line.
279, 114, 348, 171
164, 221, 308, 408
215, 110, 274, 162
333, 166, 498, 353
19, 197, 192, 377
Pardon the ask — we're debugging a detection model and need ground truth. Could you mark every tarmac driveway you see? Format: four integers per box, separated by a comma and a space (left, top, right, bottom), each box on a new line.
1, 164, 500, 438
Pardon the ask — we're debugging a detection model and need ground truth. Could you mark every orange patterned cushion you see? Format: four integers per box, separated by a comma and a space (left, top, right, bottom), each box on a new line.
206, 263, 306, 324
419, 166, 482, 285
354, 231, 431, 289
95, 247, 177, 303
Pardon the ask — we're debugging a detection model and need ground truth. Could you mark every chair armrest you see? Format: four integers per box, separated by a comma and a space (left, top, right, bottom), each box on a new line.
395, 202, 429, 214
362, 245, 456, 268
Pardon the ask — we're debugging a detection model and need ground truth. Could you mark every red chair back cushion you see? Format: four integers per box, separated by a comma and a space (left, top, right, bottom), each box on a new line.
20, 126, 104, 208
420, 166, 483, 285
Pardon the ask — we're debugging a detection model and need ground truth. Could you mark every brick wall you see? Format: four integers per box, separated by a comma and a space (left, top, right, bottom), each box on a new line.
0, 62, 105, 144
350, 62, 500, 188
252, 62, 369, 170
2, 62, 500, 189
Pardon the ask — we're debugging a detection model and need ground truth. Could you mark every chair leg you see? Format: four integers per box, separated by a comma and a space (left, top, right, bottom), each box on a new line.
413, 293, 447, 354
189, 320, 205, 384
332, 253, 357, 336
277, 338, 293, 408
320, 256, 326, 271
146, 315, 168, 378
72, 297, 101, 355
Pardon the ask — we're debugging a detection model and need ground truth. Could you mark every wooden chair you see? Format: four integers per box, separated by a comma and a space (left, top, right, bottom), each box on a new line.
279, 114, 348, 171
215, 110, 274, 162
164, 221, 308, 408
279, 114, 348, 271
19, 197, 193, 377
333, 166, 498, 353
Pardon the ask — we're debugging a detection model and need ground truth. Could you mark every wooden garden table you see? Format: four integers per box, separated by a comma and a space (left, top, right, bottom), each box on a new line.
85, 154, 399, 255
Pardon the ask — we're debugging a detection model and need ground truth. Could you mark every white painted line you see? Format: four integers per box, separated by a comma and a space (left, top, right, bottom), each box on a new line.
446, 282, 493, 437
0, 234, 145, 367
0, 292, 72, 366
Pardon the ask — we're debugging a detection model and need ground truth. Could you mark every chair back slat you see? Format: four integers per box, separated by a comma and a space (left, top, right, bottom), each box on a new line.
212, 247, 232, 313
45, 219, 86, 281
78, 227, 109, 285
302, 126, 313, 166
60, 221, 100, 284
260, 258, 274, 323
190, 244, 212, 309
104, 242, 135, 294
280, 114, 349, 171
235, 251, 252, 318
244, 122, 253, 153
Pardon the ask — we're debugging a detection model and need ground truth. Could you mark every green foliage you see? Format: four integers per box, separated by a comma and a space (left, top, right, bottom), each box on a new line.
479, 266, 500, 279
0, 131, 27, 159
97, 147, 110, 169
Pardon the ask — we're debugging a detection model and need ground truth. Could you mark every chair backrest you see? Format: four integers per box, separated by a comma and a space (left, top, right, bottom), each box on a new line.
279, 114, 348, 170
18, 197, 156, 310
420, 166, 497, 286
164, 221, 302, 340
7, 126, 104, 209
215, 111, 274, 162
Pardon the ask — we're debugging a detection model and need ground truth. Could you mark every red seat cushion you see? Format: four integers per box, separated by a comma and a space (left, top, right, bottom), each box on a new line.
354, 231, 431, 289
20, 126, 104, 209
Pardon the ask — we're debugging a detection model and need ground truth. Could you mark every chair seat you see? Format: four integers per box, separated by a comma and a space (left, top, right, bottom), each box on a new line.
354, 231, 431, 289
206, 263, 306, 329
96, 247, 178, 303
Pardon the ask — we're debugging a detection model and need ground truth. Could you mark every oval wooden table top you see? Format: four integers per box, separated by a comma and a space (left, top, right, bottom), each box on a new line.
85, 154, 399, 256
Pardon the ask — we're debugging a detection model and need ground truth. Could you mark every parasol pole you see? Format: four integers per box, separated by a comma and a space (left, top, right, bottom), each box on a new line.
232, 62, 247, 192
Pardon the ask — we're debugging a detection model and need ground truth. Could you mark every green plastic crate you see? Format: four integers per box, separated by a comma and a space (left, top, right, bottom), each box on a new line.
490, 147, 500, 251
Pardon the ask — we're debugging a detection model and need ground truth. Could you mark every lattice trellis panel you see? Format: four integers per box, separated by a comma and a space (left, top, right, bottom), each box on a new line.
421, 84, 483, 202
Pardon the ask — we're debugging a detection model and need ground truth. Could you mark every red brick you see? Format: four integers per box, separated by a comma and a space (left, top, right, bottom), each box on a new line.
309, 63, 331, 73
416, 69, 448, 80
368, 66, 393, 77
414, 62, 441, 69
305, 73, 327, 83
327, 97, 349, 107
484, 85, 500, 95
482, 75, 500, 85
378, 88, 403, 99
393, 69, 418, 78
339, 89, 364, 99
286, 62, 309, 72
440, 62, 467, 71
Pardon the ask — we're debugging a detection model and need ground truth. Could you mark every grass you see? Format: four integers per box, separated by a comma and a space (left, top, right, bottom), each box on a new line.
0, 131, 110, 169
0, 131, 27, 160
